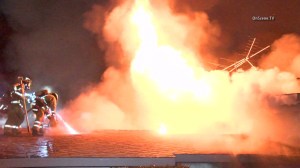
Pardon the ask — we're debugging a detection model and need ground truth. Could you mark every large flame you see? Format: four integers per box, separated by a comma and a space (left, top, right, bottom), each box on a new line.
128, 0, 235, 134
64, 0, 300, 151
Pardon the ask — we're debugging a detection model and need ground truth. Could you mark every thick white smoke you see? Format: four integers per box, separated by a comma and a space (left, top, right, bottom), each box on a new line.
60, 0, 300, 154
260, 34, 300, 77
62, 0, 221, 132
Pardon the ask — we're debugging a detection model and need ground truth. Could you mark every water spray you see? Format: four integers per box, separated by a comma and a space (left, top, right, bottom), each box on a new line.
56, 113, 79, 135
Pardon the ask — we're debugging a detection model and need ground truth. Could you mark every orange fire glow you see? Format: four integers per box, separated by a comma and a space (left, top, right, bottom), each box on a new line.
66, 0, 300, 149
128, 0, 231, 134
158, 123, 168, 135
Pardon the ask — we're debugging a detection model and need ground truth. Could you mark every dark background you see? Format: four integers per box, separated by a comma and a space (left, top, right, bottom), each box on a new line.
0, 0, 299, 105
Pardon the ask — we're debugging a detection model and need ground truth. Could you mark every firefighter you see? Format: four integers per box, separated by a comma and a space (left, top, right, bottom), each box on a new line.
31, 89, 58, 136
3, 77, 32, 136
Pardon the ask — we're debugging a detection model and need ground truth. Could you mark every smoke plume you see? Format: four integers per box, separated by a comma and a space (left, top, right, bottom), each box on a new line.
60, 0, 300, 151
259, 34, 300, 77
62, 0, 221, 131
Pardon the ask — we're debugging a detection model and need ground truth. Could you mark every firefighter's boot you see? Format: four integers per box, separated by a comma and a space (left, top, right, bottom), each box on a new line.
4, 125, 21, 136
3, 125, 13, 136
12, 127, 22, 136
32, 121, 44, 136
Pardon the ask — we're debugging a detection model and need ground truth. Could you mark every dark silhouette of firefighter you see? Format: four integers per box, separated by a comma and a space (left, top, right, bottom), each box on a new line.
3, 77, 32, 135
31, 89, 58, 136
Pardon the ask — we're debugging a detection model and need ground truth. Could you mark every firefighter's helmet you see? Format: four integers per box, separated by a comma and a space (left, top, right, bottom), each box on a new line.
22, 77, 32, 90
35, 90, 49, 97
17, 76, 32, 90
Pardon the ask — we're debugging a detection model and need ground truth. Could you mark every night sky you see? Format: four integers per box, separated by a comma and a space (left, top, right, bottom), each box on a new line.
0, 0, 300, 105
